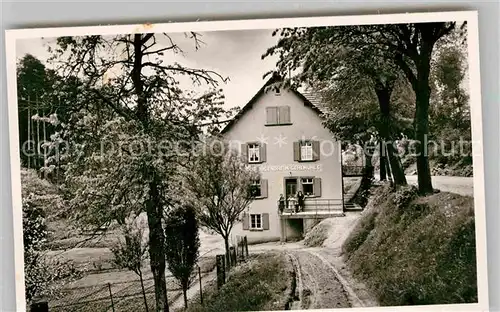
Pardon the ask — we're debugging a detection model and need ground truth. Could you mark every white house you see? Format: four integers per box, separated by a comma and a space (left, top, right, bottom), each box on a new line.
221, 75, 344, 244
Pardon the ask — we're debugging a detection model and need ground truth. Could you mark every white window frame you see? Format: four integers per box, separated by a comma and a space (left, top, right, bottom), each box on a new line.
301, 178, 314, 196
250, 180, 262, 197
300, 141, 313, 161
250, 214, 263, 230
248, 143, 260, 163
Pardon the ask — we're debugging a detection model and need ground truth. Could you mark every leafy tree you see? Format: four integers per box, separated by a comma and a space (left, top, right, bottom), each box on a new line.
21, 169, 80, 303
264, 22, 462, 193
17, 54, 83, 176
262, 27, 410, 186
164, 205, 200, 309
111, 223, 150, 312
183, 137, 259, 266
47, 33, 230, 312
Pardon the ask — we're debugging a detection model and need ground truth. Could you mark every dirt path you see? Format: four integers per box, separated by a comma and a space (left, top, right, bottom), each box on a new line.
287, 250, 351, 310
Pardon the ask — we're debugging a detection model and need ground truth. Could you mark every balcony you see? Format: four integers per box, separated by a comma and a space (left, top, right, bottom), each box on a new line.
278, 198, 344, 219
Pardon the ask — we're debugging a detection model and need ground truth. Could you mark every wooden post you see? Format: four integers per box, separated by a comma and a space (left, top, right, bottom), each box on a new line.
108, 283, 115, 312
230, 247, 237, 266
244, 236, 249, 258
30, 301, 48, 312
216, 255, 225, 289
198, 265, 203, 304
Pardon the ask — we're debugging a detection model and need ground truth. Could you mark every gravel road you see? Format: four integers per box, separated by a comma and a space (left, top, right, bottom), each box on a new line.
375, 174, 474, 196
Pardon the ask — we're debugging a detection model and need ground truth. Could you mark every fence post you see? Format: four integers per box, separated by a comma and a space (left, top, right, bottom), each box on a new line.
198, 265, 203, 304
108, 283, 116, 312
244, 236, 249, 258
30, 301, 48, 312
216, 254, 225, 290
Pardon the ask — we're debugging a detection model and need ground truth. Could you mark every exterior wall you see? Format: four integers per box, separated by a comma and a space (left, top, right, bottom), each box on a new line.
224, 88, 343, 244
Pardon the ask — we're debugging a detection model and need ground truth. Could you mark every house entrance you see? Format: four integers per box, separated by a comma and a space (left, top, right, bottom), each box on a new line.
285, 178, 298, 208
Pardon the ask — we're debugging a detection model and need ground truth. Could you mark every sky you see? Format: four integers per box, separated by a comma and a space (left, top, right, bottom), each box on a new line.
15, 29, 280, 110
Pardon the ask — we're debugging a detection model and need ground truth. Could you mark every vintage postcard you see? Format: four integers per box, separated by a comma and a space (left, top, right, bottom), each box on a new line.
5, 10, 488, 312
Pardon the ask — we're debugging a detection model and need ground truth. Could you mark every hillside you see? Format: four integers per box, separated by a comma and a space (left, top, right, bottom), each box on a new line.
342, 184, 477, 306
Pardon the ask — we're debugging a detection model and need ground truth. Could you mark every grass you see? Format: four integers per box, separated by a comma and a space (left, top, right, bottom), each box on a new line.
342, 184, 477, 306
183, 252, 293, 312
303, 220, 332, 247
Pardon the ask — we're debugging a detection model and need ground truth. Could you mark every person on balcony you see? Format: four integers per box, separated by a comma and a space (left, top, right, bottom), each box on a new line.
288, 194, 297, 213
297, 191, 305, 212
278, 194, 285, 215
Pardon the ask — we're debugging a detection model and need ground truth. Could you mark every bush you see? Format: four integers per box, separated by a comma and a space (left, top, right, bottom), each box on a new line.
342, 187, 477, 306
184, 253, 292, 312
303, 221, 331, 247
393, 185, 419, 210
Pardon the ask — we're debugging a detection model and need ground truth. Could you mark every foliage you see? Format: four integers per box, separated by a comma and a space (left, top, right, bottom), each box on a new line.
21, 169, 81, 303
46, 32, 233, 310
393, 185, 419, 210
183, 137, 259, 258
343, 186, 477, 305
111, 222, 148, 275
17, 54, 82, 173
184, 253, 292, 312
164, 205, 200, 309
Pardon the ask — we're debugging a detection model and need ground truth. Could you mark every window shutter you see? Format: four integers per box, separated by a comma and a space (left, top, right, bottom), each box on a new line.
262, 213, 270, 230
261, 179, 268, 198
313, 178, 322, 197
279, 106, 291, 124
312, 141, 320, 160
293, 141, 300, 161
241, 143, 248, 163
242, 213, 249, 230
266, 107, 278, 125
260, 143, 267, 163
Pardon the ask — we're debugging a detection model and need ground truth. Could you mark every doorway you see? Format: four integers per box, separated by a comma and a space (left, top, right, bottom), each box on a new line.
285, 178, 298, 209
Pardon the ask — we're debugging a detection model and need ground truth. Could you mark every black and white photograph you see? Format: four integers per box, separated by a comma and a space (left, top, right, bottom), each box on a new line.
5, 11, 488, 312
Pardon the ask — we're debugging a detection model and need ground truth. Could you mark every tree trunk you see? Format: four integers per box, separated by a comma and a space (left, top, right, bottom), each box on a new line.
363, 145, 374, 179
386, 143, 407, 186
384, 143, 394, 186
413, 49, 434, 194
146, 177, 169, 312
414, 85, 434, 194
375, 82, 407, 186
139, 270, 149, 312
183, 286, 188, 309
132, 33, 169, 312
379, 141, 387, 181
223, 236, 230, 270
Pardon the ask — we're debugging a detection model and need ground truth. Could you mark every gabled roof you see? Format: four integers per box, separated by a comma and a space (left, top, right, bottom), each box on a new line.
220, 74, 327, 134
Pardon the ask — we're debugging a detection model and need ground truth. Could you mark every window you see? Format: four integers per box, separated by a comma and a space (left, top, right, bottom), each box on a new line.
274, 86, 281, 95
301, 178, 314, 196
248, 143, 260, 163
249, 180, 262, 197
300, 141, 313, 161
266, 106, 291, 125
250, 214, 262, 230
294, 140, 320, 162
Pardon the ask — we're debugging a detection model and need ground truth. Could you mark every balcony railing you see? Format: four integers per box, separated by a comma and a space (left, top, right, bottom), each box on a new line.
277, 198, 344, 217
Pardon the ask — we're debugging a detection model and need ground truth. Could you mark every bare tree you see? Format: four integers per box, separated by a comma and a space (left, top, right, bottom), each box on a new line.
184, 137, 259, 265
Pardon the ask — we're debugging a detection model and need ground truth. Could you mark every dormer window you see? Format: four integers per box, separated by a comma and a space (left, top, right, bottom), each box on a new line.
274, 86, 281, 95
